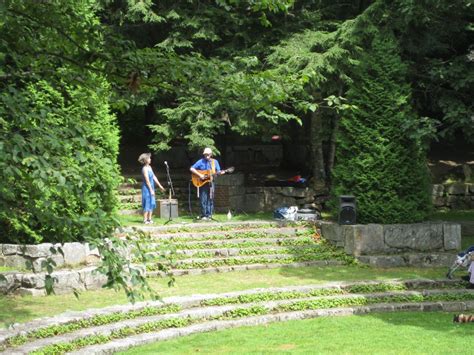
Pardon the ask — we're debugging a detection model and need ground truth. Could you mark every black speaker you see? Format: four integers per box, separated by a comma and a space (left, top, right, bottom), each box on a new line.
338, 195, 356, 225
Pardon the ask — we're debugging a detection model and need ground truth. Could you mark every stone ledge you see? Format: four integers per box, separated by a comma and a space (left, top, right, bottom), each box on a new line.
356, 253, 456, 268
69, 299, 474, 355
0, 266, 108, 296
0, 278, 464, 346
320, 221, 461, 266
0, 242, 100, 273
9, 291, 473, 354
138, 226, 304, 241
118, 220, 293, 234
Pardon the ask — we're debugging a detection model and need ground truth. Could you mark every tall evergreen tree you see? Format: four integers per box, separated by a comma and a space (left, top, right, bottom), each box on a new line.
331, 30, 432, 223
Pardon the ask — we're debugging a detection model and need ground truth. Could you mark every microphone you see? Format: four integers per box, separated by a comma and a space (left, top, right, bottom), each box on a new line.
164, 161, 168, 167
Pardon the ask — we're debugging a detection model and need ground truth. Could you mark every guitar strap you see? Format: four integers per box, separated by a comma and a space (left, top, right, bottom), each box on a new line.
211, 159, 216, 174
210, 159, 216, 200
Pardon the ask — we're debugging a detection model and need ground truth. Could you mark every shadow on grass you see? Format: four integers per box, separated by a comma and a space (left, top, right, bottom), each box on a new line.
357, 311, 469, 335
462, 234, 474, 250
0, 295, 34, 328
277, 264, 449, 283
428, 209, 474, 222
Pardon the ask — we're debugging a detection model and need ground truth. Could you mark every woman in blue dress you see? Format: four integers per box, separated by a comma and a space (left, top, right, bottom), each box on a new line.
138, 153, 165, 224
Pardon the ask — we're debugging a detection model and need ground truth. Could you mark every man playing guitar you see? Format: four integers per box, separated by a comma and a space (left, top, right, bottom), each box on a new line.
190, 147, 226, 220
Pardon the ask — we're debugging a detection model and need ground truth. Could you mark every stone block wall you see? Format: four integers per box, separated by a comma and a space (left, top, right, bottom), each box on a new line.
1, 267, 108, 296
225, 145, 283, 167
214, 177, 473, 214
432, 182, 474, 209
214, 173, 315, 213
320, 221, 461, 267
0, 242, 100, 273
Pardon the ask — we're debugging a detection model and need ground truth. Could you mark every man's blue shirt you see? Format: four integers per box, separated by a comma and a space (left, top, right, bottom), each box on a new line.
191, 158, 221, 172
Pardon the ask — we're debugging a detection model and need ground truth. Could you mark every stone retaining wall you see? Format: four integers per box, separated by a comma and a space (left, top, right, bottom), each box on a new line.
1, 266, 108, 296
214, 176, 473, 213
320, 221, 461, 267
0, 242, 100, 273
432, 182, 474, 209
214, 173, 315, 213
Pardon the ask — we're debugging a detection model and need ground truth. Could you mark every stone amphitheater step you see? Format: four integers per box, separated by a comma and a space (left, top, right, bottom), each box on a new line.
133, 226, 308, 241
145, 237, 312, 249
119, 221, 296, 233
1, 279, 472, 354
118, 176, 200, 214
119, 209, 142, 215
124, 222, 340, 275
148, 260, 345, 277
118, 200, 201, 215
2, 222, 325, 296
119, 187, 192, 200
164, 245, 323, 258
173, 253, 329, 266
71, 296, 474, 355
119, 184, 193, 193
119, 194, 141, 203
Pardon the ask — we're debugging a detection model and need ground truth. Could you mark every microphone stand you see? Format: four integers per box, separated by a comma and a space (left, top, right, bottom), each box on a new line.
164, 162, 175, 225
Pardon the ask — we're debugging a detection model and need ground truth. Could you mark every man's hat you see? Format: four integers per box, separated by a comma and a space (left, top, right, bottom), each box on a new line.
203, 147, 213, 155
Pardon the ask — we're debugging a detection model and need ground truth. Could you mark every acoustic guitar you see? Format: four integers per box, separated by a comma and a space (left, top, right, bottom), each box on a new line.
191, 167, 235, 188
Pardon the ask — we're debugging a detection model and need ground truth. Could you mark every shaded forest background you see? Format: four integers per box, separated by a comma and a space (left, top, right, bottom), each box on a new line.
1, 0, 473, 244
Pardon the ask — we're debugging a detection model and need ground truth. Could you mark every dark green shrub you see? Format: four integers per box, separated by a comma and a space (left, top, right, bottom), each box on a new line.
0, 80, 120, 244
331, 30, 431, 224
0, 2, 120, 244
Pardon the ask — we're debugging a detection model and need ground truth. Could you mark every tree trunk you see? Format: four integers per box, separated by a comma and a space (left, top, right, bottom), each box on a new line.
327, 87, 343, 179
310, 107, 326, 189
327, 114, 339, 179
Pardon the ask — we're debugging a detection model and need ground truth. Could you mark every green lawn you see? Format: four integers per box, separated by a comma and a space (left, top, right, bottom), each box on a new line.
0, 265, 449, 326
121, 311, 473, 355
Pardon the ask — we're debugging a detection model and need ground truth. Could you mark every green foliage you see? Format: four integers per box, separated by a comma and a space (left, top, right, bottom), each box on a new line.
0, 80, 120, 244
99, 1, 329, 152
0, 1, 120, 244
331, 29, 432, 223
218, 305, 268, 319
345, 283, 407, 294
95, 229, 177, 303
386, 0, 474, 143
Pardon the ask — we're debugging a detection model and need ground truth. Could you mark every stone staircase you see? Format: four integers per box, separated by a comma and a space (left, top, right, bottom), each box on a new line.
1, 221, 347, 296
118, 173, 200, 215
120, 221, 349, 277
1, 279, 472, 354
